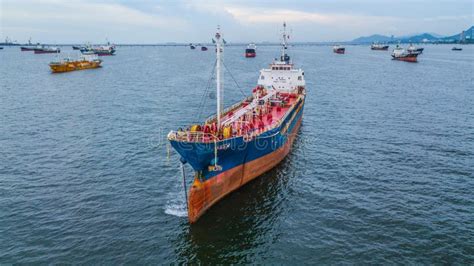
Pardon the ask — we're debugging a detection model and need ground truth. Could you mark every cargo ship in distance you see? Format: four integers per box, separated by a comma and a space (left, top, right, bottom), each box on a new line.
168, 22, 306, 223
392, 45, 418, 62
80, 43, 116, 56
34, 46, 60, 54
333, 45, 345, 54
371, 43, 389, 50
245, 43, 257, 57
49, 53, 102, 73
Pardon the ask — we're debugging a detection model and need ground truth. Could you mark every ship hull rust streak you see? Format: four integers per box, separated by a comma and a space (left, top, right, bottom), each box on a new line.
188, 112, 303, 223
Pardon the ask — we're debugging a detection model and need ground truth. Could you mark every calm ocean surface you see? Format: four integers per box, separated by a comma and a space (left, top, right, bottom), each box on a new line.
1, 44, 473, 264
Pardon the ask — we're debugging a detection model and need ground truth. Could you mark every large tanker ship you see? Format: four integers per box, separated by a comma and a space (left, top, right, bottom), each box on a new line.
168, 23, 306, 223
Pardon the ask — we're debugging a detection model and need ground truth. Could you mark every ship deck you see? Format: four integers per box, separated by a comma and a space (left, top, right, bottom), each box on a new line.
169, 90, 300, 143
220, 93, 297, 129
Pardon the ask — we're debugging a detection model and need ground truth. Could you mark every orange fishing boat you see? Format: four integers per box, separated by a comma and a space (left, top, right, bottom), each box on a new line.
49, 53, 102, 73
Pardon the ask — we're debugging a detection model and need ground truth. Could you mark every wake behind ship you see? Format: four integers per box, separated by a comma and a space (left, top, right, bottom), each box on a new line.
168, 23, 306, 223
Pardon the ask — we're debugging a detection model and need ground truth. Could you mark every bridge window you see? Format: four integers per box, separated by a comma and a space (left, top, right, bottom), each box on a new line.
298, 76, 302, 80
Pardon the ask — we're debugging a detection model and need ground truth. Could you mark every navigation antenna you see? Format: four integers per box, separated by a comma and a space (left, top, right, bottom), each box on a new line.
215, 26, 223, 129
281, 22, 290, 63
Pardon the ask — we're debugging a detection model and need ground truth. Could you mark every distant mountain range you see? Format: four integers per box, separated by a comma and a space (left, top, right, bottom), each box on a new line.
352, 26, 473, 44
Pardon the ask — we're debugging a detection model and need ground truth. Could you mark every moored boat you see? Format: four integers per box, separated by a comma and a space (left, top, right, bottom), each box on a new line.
452, 47, 462, 51
34, 46, 60, 54
407, 44, 424, 54
391, 45, 418, 62
245, 43, 256, 57
49, 53, 102, 73
168, 23, 306, 223
201, 46, 208, 51
80, 43, 116, 56
371, 43, 389, 50
72, 45, 83, 50
333, 45, 345, 54
21, 46, 36, 51
190, 45, 196, 50
21, 38, 37, 51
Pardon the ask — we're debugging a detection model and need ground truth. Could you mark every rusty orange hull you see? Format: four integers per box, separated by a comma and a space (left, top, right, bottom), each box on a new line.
187, 116, 303, 223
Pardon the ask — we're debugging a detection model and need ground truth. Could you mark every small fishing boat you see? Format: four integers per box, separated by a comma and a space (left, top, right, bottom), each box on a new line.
407, 44, 424, 54
0, 47, 3, 50
190, 45, 196, 50
371, 43, 389, 50
201, 46, 208, 51
72, 45, 83, 50
34, 46, 60, 54
333, 45, 345, 54
168, 23, 306, 223
49, 53, 102, 73
452, 47, 462, 51
245, 43, 256, 57
391, 45, 418, 62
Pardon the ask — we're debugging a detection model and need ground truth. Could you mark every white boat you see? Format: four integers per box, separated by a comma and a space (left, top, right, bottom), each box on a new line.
391, 45, 418, 62
333, 45, 345, 54
407, 44, 424, 54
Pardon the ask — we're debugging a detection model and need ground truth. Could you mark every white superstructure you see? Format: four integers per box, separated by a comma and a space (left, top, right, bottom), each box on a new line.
257, 22, 305, 92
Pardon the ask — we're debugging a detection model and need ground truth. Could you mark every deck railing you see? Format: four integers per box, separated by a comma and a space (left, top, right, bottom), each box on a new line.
168, 94, 304, 144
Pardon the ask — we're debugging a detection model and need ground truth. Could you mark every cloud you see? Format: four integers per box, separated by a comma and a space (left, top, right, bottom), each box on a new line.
3, 0, 186, 27
0, 0, 471, 43
224, 7, 340, 24
1, 0, 188, 42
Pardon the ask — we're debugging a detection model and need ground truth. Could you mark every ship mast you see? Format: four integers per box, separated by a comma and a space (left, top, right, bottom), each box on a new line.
281, 22, 288, 62
215, 26, 223, 129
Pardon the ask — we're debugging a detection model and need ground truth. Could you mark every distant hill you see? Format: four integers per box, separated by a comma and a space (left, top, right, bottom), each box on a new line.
442, 26, 474, 41
399, 33, 439, 43
352, 34, 393, 44
352, 26, 473, 44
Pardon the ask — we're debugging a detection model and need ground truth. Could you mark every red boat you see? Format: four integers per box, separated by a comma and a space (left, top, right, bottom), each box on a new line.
245, 43, 256, 57
333, 45, 345, 54
391, 45, 418, 62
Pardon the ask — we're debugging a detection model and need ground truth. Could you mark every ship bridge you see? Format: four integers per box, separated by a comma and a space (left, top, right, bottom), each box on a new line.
257, 21, 305, 92
257, 61, 305, 92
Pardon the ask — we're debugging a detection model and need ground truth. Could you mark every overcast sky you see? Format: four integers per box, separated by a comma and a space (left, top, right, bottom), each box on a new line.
1, 0, 472, 43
